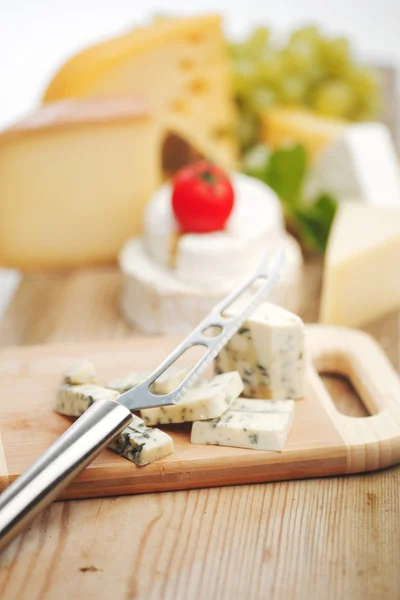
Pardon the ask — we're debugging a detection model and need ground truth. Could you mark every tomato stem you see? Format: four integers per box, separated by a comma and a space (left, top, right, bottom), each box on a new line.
199, 170, 216, 184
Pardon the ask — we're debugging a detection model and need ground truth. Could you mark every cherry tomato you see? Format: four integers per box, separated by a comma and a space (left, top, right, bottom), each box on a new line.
171, 161, 235, 233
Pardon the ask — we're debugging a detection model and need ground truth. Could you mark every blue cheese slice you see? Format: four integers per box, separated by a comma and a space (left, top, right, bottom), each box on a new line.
108, 367, 189, 394
215, 300, 305, 399
191, 398, 295, 451
140, 371, 243, 426
55, 384, 120, 417
64, 359, 97, 385
54, 384, 173, 466
108, 414, 174, 466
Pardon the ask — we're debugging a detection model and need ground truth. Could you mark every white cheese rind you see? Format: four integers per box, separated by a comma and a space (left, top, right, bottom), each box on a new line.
215, 301, 305, 399
64, 359, 97, 385
55, 384, 120, 417
108, 415, 174, 466
191, 398, 295, 451
140, 372, 243, 425
119, 234, 302, 335
143, 173, 284, 287
305, 122, 400, 207
108, 367, 189, 394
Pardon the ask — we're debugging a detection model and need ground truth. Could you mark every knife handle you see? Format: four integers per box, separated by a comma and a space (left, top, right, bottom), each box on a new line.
0, 399, 132, 552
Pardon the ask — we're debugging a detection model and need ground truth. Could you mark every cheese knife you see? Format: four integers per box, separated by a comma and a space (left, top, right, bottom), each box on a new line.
0, 249, 284, 552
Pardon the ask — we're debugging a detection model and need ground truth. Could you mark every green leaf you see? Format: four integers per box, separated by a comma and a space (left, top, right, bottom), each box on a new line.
242, 142, 337, 253
265, 144, 307, 205
287, 193, 337, 253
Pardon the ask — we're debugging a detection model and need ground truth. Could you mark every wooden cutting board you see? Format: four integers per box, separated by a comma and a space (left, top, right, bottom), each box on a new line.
0, 325, 399, 500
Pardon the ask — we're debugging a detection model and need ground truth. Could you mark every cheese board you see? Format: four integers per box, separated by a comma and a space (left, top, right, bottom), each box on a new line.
0, 325, 399, 500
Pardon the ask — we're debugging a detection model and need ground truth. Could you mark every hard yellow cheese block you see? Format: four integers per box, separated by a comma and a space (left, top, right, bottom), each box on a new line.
43, 15, 237, 169
320, 203, 400, 327
0, 98, 164, 269
261, 107, 347, 162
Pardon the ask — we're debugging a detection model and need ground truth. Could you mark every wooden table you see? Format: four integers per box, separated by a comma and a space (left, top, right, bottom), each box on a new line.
0, 260, 399, 600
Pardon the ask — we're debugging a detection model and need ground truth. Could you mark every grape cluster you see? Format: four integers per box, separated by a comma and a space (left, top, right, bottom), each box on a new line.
229, 25, 380, 150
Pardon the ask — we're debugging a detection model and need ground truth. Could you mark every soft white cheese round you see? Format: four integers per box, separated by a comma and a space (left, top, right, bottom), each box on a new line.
119, 235, 303, 335
143, 173, 285, 288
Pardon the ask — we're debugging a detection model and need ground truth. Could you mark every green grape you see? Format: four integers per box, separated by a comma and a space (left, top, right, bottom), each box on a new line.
354, 94, 380, 121
237, 111, 259, 150
348, 66, 379, 95
320, 37, 351, 76
306, 64, 325, 86
247, 27, 270, 54
279, 76, 307, 104
352, 107, 371, 122
229, 41, 256, 60
312, 80, 355, 118
232, 28, 270, 61
232, 58, 257, 95
283, 38, 319, 73
228, 42, 241, 58
249, 86, 277, 112
344, 66, 380, 120
255, 49, 283, 84
290, 25, 321, 44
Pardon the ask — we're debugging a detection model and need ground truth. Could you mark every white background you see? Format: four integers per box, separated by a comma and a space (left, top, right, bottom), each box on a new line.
0, 0, 399, 315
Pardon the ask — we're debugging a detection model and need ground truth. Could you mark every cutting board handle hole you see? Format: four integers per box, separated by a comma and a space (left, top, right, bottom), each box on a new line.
319, 373, 372, 418
151, 345, 209, 394
314, 349, 377, 417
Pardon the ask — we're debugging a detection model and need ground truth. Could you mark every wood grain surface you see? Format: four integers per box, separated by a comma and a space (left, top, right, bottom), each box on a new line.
0, 261, 399, 600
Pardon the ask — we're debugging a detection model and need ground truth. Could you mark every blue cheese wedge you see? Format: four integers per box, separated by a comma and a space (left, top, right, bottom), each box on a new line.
214, 300, 305, 399
108, 367, 189, 394
191, 398, 295, 451
64, 359, 97, 385
140, 371, 243, 426
55, 384, 120, 417
108, 414, 174, 466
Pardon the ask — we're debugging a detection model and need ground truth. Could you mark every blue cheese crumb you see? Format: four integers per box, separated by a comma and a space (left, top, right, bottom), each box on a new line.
108, 415, 173, 466
64, 359, 97, 385
191, 398, 295, 451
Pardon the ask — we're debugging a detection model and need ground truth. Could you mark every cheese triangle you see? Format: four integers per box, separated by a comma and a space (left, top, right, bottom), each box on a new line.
306, 123, 400, 206
43, 15, 237, 169
260, 107, 346, 162
320, 204, 400, 326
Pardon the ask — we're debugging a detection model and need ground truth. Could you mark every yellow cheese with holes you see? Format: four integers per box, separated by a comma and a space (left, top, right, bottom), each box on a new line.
43, 15, 238, 169
320, 203, 400, 327
0, 97, 207, 269
261, 107, 347, 162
